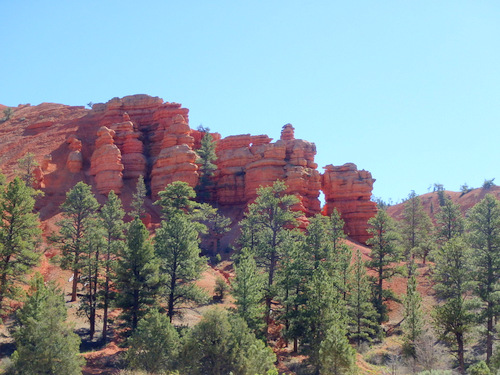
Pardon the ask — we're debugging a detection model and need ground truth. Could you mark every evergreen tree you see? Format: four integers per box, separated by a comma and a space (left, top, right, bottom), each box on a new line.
436, 196, 464, 244
79, 223, 105, 340
301, 264, 344, 374
232, 247, 265, 334
239, 180, 299, 337
130, 175, 147, 219
305, 214, 331, 270
11, 273, 84, 375
16, 152, 39, 187
400, 190, 433, 266
126, 309, 180, 373
54, 181, 99, 302
155, 180, 197, 218
202, 209, 231, 255
154, 212, 206, 322
467, 194, 500, 364
195, 131, 217, 202
432, 237, 475, 374
319, 317, 357, 375
180, 308, 276, 375
402, 274, 424, 357
366, 209, 401, 324
0, 177, 41, 313
115, 218, 160, 331
348, 248, 379, 346
99, 190, 126, 342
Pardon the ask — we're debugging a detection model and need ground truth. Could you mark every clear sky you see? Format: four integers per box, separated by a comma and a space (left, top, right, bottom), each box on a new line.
1, 1, 499, 203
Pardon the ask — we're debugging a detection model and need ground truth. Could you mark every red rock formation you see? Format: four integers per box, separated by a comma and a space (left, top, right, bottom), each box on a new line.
213, 124, 321, 217
111, 116, 146, 180
322, 163, 377, 243
66, 135, 83, 173
90, 127, 124, 195
150, 114, 199, 196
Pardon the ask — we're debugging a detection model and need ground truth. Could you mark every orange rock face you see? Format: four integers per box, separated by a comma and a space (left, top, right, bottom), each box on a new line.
150, 114, 199, 197
214, 124, 321, 217
90, 127, 124, 195
0, 95, 378, 244
322, 163, 377, 243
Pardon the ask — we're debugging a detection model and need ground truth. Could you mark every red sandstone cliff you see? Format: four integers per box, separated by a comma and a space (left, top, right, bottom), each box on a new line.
0, 95, 377, 243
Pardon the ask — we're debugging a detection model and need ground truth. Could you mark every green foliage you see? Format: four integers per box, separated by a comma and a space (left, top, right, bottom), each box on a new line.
366, 209, 401, 324
16, 153, 39, 187
130, 175, 147, 219
319, 318, 357, 375
180, 308, 276, 375
239, 180, 300, 336
0, 177, 41, 313
0, 107, 13, 122
99, 190, 126, 341
201, 209, 231, 254
467, 194, 500, 362
214, 276, 229, 300
115, 218, 160, 331
154, 213, 207, 321
11, 273, 84, 375
460, 183, 473, 197
399, 190, 434, 265
155, 181, 197, 218
195, 131, 217, 202
402, 275, 424, 357
435, 196, 464, 244
432, 237, 475, 373
232, 247, 266, 334
126, 309, 180, 373
482, 178, 496, 190
348, 249, 380, 345
467, 361, 491, 375
53, 181, 100, 302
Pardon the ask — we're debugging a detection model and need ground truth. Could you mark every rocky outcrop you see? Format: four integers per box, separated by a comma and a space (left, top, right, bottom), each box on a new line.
150, 114, 199, 196
110, 114, 146, 180
66, 135, 83, 173
213, 124, 321, 217
90, 127, 124, 195
0, 94, 378, 244
322, 163, 377, 243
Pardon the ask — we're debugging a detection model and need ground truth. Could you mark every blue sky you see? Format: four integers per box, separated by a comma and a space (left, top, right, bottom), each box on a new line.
1, 1, 499, 203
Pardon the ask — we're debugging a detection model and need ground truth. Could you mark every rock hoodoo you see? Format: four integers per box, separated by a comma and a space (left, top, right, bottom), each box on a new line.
90, 126, 124, 195
66, 135, 83, 173
322, 163, 377, 243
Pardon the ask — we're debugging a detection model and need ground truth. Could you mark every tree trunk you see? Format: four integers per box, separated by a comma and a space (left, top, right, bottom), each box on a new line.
456, 332, 465, 374
487, 314, 493, 363
71, 269, 78, 302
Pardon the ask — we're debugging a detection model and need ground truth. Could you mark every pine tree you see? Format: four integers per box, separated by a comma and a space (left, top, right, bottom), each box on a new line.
16, 152, 39, 187
99, 190, 126, 342
348, 249, 379, 346
366, 209, 401, 324
402, 274, 424, 357
436, 196, 464, 244
319, 316, 357, 375
115, 218, 160, 331
0, 177, 41, 313
180, 308, 276, 375
239, 180, 299, 338
126, 309, 180, 373
195, 131, 217, 202
202, 209, 231, 255
130, 175, 147, 219
79, 223, 105, 340
154, 212, 206, 322
12, 273, 84, 375
155, 180, 197, 218
54, 181, 99, 302
232, 247, 265, 334
400, 190, 433, 266
467, 194, 500, 364
432, 237, 475, 374
301, 264, 344, 374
